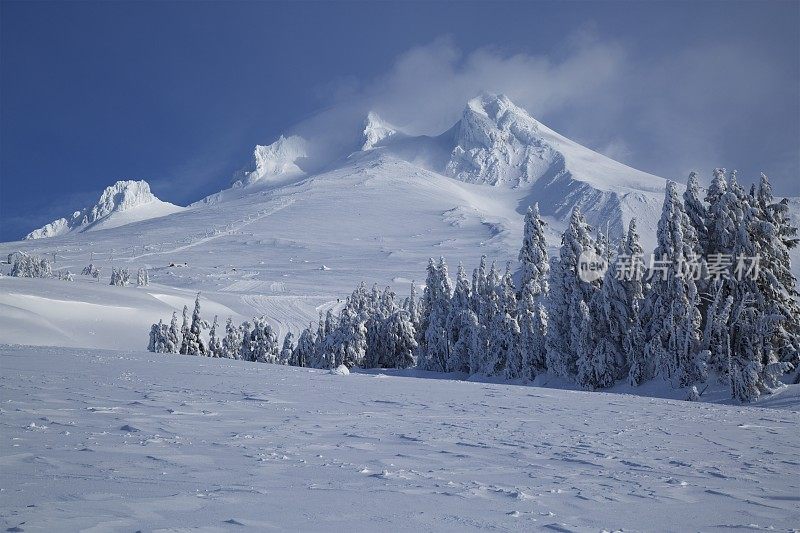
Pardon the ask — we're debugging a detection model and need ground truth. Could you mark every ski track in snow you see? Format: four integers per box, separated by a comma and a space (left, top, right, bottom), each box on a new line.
1, 345, 798, 532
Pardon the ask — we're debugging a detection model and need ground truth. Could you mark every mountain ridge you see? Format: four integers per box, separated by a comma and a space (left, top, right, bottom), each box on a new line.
25, 180, 183, 240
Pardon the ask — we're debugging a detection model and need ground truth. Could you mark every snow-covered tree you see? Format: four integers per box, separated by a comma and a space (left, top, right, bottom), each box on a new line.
136, 268, 149, 287
683, 172, 709, 253
11, 254, 53, 278
221, 317, 242, 359
701, 281, 733, 376
109, 267, 130, 286
279, 333, 294, 365
81, 263, 100, 278
576, 300, 616, 389
446, 263, 473, 373
728, 300, 791, 402
495, 264, 522, 379
148, 319, 170, 353
587, 243, 632, 384
750, 173, 800, 368
239, 321, 254, 362
518, 203, 549, 379
405, 280, 421, 335
384, 309, 418, 369
292, 327, 315, 367
207, 316, 222, 357
418, 257, 453, 372
704, 169, 740, 256
180, 294, 206, 356
166, 311, 181, 353
640, 182, 704, 387
250, 317, 279, 363
334, 306, 367, 368
620, 219, 647, 384
546, 207, 597, 379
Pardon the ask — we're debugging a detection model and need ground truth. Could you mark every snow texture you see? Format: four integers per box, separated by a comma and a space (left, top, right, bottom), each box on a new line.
0, 344, 797, 531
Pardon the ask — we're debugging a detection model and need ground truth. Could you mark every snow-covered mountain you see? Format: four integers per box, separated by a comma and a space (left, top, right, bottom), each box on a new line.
25, 180, 183, 239
377, 93, 667, 244
235, 135, 309, 186
3, 93, 726, 349
361, 111, 400, 151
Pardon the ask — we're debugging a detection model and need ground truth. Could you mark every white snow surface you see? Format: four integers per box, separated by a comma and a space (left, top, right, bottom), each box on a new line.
25, 180, 183, 240
0, 344, 797, 532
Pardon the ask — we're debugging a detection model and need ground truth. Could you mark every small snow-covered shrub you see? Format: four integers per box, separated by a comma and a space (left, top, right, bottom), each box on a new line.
110, 267, 130, 286
329, 364, 350, 376
10, 253, 52, 278
81, 263, 100, 278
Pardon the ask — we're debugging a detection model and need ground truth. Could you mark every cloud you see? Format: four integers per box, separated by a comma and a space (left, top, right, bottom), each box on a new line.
296, 33, 798, 195
351, 36, 628, 136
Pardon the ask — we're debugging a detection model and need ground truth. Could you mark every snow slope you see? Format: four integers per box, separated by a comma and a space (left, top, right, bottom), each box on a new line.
0, 150, 534, 349
25, 180, 183, 239
1, 345, 797, 531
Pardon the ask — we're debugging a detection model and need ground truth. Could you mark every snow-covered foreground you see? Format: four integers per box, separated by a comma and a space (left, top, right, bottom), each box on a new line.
1, 345, 798, 532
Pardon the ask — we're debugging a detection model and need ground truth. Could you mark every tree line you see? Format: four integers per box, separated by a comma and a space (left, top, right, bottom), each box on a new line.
147, 170, 799, 402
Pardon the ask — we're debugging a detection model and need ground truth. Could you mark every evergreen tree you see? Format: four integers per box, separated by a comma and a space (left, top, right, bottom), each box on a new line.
705, 169, 740, 256
221, 317, 242, 359
419, 257, 452, 372
385, 310, 418, 368
406, 280, 421, 333
728, 300, 790, 402
471, 255, 488, 314
280, 333, 294, 365
446, 263, 472, 372
640, 182, 704, 387
250, 317, 279, 363
178, 305, 190, 354
497, 264, 522, 379
180, 294, 206, 356
621, 219, 647, 384
518, 203, 549, 379
576, 300, 616, 389
750, 173, 800, 368
701, 281, 733, 376
207, 315, 222, 357
588, 242, 631, 383
239, 321, 254, 362
293, 326, 315, 367
148, 320, 167, 353
166, 311, 180, 353
546, 207, 597, 379
683, 172, 709, 253
335, 306, 367, 368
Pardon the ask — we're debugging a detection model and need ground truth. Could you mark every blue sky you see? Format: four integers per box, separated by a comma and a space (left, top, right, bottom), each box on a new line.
1, 1, 798, 241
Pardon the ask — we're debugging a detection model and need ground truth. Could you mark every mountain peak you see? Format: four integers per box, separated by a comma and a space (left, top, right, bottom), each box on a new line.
237, 135, 309, 186
362, 112, 398, 151
25, 180, 182, 240
445, 93, 550, 186
464, 93, 530, 123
